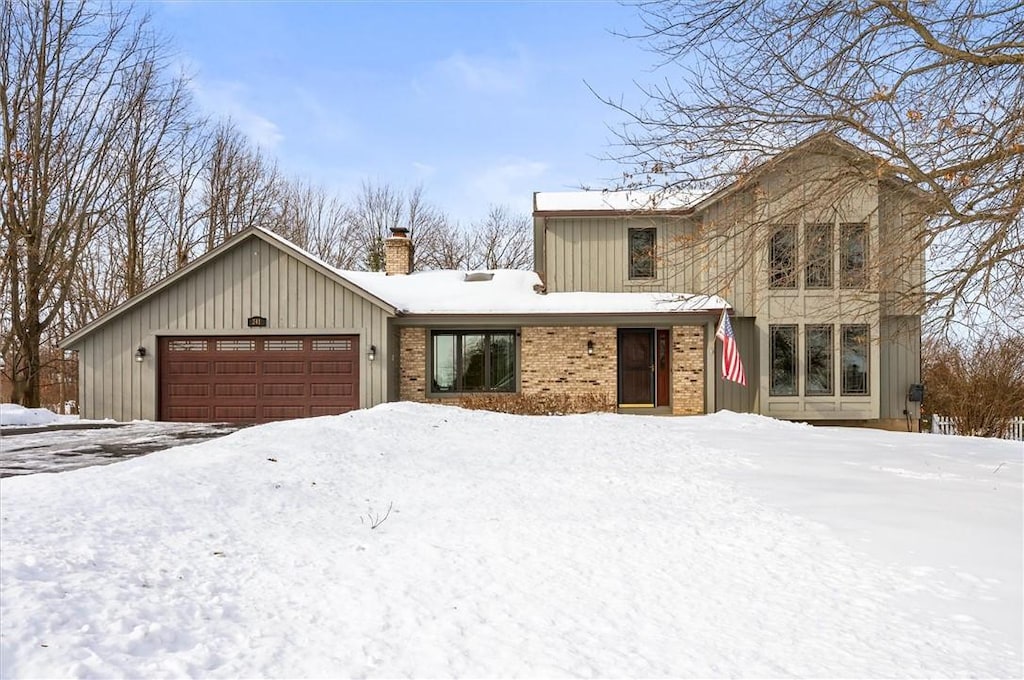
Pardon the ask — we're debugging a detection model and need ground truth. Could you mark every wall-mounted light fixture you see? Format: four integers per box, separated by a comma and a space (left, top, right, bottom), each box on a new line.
586, 340, 595, 356
368, 344, 377, 362
134, 346, 147, 362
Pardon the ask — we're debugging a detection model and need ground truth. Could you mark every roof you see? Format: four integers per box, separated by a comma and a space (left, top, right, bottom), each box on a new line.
61, 227, 729, 348
533, 189, 708, 214
60, 227, 398, 348
533, 132, 930, 216
342, 268, 728, 316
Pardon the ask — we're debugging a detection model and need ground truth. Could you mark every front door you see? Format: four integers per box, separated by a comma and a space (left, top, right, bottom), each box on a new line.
618, 329, 654, 406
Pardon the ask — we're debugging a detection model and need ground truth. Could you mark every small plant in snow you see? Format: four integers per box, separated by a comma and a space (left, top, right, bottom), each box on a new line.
361, 502, 393, 529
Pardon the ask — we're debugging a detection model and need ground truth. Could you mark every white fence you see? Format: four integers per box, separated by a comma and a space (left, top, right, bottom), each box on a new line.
931, 415, 1024, 441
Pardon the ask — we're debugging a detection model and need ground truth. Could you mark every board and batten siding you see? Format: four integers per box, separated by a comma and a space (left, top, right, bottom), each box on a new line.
73, 234, 392, 421
879, 315, 922, 420
538, 206, 759, 315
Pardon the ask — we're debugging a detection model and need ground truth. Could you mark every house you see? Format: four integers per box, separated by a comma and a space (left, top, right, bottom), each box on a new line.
61, 134, 926, 428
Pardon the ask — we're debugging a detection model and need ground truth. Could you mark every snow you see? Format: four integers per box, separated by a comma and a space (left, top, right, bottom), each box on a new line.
1, 404, 1021, 678
0, 404, 78, 428
342, 268, 728, 315
534, 189, 708, 212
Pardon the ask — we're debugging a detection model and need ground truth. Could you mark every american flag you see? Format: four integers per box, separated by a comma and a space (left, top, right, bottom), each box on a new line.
715, 310, 747, 386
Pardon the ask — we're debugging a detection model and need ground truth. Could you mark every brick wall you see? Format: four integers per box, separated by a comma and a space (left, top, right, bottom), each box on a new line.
671, 325, 705, 415
398, 324, 707, 415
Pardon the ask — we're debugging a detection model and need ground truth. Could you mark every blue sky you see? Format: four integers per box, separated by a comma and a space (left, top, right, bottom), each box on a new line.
151, 1, 656, 224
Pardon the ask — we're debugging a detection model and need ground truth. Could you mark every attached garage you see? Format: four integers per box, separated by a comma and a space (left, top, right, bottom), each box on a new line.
159, 335, 359, 423
60, 228, 397, 423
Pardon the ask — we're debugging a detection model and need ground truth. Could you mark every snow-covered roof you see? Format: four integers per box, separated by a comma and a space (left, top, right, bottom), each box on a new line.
340, 268, 728, 316
533, 189, 709, 213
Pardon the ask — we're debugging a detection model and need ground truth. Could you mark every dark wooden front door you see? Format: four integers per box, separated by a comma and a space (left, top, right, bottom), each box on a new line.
159, 335, 359, 423
618, 329, 654, 405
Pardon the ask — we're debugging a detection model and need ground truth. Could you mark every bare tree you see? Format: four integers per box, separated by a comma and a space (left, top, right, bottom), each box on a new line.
1, 0, 154, 405
203, 121, 283, 251
277, 179, 360, 269
469, 204, 532, 270
609, 0, 1023, 332
347, 182, 454, 271
110, 58, 194, 298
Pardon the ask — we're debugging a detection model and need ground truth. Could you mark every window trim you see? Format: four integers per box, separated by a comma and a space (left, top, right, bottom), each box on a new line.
840, 324, 870, 396
428, 330, 518, 395
769, 224, 797, 289
804, 324, 834, 396
769, 324, 799, 396
628, 227, 657, 280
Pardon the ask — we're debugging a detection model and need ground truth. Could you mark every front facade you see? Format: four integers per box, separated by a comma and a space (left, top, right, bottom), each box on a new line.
533, 135, 927, 427
63, 135, 926, 427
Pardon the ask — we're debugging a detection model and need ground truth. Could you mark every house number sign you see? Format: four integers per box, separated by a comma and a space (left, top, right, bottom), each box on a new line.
247, 316, 268, 328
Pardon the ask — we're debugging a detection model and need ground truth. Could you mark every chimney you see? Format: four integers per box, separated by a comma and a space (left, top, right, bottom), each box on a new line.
384, 226, 413, 275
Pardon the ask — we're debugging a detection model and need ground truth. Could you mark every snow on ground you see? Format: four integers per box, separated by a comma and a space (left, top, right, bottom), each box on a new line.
1, 403, 1021, 678
0, 404, 78, 428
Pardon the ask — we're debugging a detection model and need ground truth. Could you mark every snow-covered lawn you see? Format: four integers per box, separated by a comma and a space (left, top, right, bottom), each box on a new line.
1, 403, 1021, 678
0, 403, 79, 428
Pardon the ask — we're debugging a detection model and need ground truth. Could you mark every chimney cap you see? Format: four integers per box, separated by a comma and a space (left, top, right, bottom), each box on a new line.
389, 226, 410, 238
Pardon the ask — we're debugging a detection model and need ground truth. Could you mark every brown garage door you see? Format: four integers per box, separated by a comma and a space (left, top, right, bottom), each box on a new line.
159, 335, 359, 423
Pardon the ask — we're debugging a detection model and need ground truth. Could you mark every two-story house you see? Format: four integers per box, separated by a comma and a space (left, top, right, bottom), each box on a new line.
61, 134, 926, 428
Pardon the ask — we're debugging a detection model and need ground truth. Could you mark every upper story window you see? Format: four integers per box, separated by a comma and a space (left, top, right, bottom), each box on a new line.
769, 225, 797, 288
769, 324, 798, 396
840, 223, 868, 288
628, 228, 657, 279
841, 324, 870, 395
431, 330, 516, 394
805, 223, 834, 289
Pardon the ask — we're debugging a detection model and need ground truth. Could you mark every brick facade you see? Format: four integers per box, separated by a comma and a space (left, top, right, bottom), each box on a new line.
671, 325, 705, 415
398, 324, 706, 415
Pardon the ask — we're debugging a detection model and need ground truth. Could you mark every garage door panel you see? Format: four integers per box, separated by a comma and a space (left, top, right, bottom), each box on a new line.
263, 360, 307, 375
165, 405, 210, 420
168, 384, 210, 398
214, 361, 258, 375
262, 383, 306, 397
311, 360, 354, 375
166, 361, 210, 375
215, 383, 258, 398
160, 335, 359, 423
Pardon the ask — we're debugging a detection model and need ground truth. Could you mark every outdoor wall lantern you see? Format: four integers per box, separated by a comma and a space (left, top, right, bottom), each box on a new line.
368, 345, 377, 362
134, 346, 147, 362
587, 340, 595, 356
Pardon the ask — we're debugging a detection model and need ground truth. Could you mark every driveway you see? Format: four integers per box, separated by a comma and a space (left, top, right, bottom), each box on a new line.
0, 421, 244, 478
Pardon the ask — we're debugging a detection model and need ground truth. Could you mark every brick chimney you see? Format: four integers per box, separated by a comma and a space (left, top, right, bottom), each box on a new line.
384, 226, 413, 275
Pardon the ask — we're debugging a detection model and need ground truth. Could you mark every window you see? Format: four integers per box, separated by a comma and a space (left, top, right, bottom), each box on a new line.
265, 339, 303, 351
769, 325, 798, 396
841, 324, 870, 395
431, 331, 516, 393
311, 339, 353, 351
805, 222, 833, 288
628, 228, 656, 279
769, 225, 797, 288
840, 223, 868, 288
805, 325, 833, 396
167, 340, 207, 351
216, 339, 255, 351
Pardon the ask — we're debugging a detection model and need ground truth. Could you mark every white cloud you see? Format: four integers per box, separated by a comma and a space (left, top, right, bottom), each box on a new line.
190, 79, 284, 150
412, 162, 437, 179
469, 159, 549, 213
427, 50, 533, 95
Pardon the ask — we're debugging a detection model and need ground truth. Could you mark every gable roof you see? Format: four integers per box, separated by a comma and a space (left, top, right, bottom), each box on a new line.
533, 132, 930, 216
60, 227, 398, 348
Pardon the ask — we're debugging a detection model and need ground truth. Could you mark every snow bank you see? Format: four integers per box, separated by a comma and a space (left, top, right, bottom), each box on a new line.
0, 404, 66, 427
1, 404, 1021, 678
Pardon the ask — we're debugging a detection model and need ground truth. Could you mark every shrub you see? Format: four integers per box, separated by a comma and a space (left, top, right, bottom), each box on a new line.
922, 334, 1024, 438
454, 392, 616, 416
